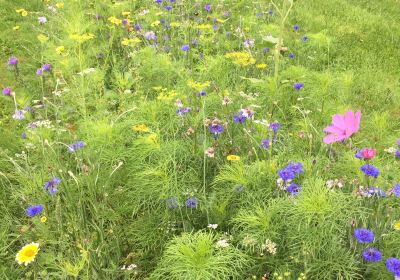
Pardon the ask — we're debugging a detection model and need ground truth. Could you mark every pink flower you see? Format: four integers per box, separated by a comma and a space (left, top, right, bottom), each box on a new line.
323, 111, 361, 144
362, 148, 376, 159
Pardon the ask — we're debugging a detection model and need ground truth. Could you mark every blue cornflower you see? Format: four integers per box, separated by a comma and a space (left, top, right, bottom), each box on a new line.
185, 197, 198, 208
204, 4, 211, 12
395, 150, 400, 158
181, 44, 190, 51
263, 47, 270, 53
355, 150, 364, 159
368, 187, 386, 198
354, 228, 374, 243
269, 122, 281, 133
155, 0, 162, 3
255, 13, 263, 17
260, 139, 271, 149
293, 25, 300, 30
361, 164, 379, 177
287, 162, 304, 175
302, 36, 309, 41
209, 124, 224, 135
68, 140, 85, 153
268, 10, 273, 15
288, 53, 295, 59
44, 177, 61, 196
362, 248, 382, 262
293, 82, 304, 90
397, 139, 400, 147
386, 258, 400, 277
166, 197, 179, 209
134, 24, 142, 31
164, 5, 172, 10
286, 183, 302, 196
233, 111, 247, 124
26, 204, 44, 217
278, 168, 295, 181
176, 107, 191, 116
392, 184, 400, 197
21, 133, 27, 139
196, 91, 206, 97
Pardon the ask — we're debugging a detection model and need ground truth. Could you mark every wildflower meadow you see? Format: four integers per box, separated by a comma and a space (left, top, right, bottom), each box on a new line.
1, 0, 400, 279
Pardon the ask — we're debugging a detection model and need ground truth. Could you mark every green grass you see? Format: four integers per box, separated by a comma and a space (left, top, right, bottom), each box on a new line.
1, 0, 400, 279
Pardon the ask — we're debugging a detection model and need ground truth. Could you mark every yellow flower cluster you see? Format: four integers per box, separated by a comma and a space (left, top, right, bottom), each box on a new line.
132, 124, 150, 133
37, 34, 49, 43
121, 37, 141, 47
256, 63, 267, 69
16, 9, 28, 17
56, 2, 64, 9
158, 89, 177, 101
69, 33, 95, 43
195, 24, 213, 30
108, 16, 121, 25
225, 52, 256, 66
187, 80, 210, 91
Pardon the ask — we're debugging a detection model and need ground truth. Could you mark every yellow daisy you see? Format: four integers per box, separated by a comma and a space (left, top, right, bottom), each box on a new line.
56, 46, 65, 54
393, 220, 400, 231
227, 155, 240, 161
40, 216, 47, 223
16, 242, 40, 266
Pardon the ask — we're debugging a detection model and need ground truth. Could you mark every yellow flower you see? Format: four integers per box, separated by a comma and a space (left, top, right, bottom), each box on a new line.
132, 124, 150, 133
225, 52, 256, 66
21, 10, 28, 17
151, 21, 161, 27
394, 221, 400, 230
187, 80, 210, 91
147, 134, 157, 143
195, 24, 213, 30
108, 16, 121, 25
37, 34, 49, 43
170, 22, 181, 27
121, 37, 141, 47
256, 63, 267, 69
122, 11, 131, 17
13, 26, 20, 31
69, 33, 95, 43
56, 2, 64, 9
40, 216, 47, 223
56, 46, 65, 54
15, 242, 40, 266
227, 155, 240, 161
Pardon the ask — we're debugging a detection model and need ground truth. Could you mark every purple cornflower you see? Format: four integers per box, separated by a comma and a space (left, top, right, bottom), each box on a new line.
361, 164, 379, 177
36, 68, 44, 76
386, 258, 400, 277
42, 63, 52, 72
164, 5, 172, 11
233, 111, 247, 124
185, 197, 198, 208
209, 119, 224, 138
395, 150, 400, 158
155, 0, 162, 3
134, 24, 142, 31
166, 197, 179, 209
293, 25, 300, 30
68, 140, 85, 153
353, 228, 374, 243
121, 19, 128, 25
12, 110, 25, 120
44, 177, 61, 196
270, 122, 281, 133
362, 248, 382, 262
2, 87, 12, 96
286, 183, 302, 196
26, 204, 44, 217
287, 162, 304, 175
278, 168, 295, 181
176, 107, 191, 116
260, 139, 271, 149
392, 184, 400, 197
204, 4, 211, 12
293, 83, 304, 90
355, 150, 363, 159
21, 132, 27, 139
263, 47, 270, 53
8, 56, 18, 66
268, 10, 273, 15
181, 44, 190, 51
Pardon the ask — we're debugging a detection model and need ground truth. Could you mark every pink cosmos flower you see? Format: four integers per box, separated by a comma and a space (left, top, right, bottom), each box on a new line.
323, 111, 361, 144
362, 148, 377, 159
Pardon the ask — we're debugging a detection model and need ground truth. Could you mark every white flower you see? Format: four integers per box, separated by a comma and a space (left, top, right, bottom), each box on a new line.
38, 17, 47, 24
216, 239, 229, 248
207, 224, 218, 229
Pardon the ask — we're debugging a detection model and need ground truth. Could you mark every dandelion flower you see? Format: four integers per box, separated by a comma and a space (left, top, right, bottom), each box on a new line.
16, 242, 40, 266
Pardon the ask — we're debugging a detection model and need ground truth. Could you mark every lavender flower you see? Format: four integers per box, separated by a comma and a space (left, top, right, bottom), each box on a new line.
392, 184, 400, 197
38, 16, 47, 24
260, 139, 271, 149
2, 87, 12, 96
8, 56, 18, 66
181, 44, 190, 51
12, 110, 25, 120
144, 31, 157, 41
68, 140, 86, 152
185, 197, 198, 208
204, 4, 211, 12
176, 107, 191, 116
